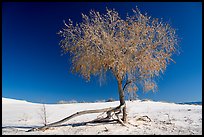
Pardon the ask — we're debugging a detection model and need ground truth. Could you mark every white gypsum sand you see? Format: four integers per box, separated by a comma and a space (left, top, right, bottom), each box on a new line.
2, 97, 202, 135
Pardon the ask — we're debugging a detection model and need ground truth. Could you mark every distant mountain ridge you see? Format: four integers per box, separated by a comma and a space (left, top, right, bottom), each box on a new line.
177, 101, 202, 105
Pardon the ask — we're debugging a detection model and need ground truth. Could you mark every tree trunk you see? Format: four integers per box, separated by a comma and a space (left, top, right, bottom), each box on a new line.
117, 80, 127, 123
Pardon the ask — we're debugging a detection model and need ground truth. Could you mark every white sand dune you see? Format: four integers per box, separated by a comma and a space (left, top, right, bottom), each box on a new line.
2, 98, 32, 104
2, 97, 202, 135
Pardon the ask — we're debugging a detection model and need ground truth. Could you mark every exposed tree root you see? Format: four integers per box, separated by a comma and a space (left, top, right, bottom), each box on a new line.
27, 104, 126, 132
136, 115, 151, 122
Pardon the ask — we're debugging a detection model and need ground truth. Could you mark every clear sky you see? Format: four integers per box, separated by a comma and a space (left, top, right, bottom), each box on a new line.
2, 2, 202, 103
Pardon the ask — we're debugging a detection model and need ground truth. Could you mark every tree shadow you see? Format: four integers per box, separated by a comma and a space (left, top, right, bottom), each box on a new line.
2, 125, 41, 129
53, 119, 118, 128
3, 119, 119, 133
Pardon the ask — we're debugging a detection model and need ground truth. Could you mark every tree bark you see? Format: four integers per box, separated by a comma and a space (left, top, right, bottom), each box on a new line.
117, 79, 127, 123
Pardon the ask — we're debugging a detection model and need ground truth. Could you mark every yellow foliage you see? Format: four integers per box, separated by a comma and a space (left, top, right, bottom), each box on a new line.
58, 7, 178, 92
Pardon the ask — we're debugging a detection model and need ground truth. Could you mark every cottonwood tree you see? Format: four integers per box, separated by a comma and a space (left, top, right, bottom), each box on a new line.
28, 7, 178, 131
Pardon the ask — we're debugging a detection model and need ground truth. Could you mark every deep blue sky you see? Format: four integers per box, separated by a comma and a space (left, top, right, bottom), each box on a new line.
2, 2, 202, 103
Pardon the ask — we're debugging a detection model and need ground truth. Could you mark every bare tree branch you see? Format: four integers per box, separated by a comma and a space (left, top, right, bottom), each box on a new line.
123, 79, 137, 91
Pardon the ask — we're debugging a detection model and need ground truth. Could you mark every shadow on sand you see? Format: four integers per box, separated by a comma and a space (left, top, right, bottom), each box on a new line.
3, 119, 118, 132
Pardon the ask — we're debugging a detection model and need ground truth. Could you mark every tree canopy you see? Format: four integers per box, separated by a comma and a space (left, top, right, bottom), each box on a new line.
58, 7, 178, 95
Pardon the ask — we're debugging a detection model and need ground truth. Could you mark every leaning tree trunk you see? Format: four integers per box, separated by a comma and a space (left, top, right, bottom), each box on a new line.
117, 80, 127, 123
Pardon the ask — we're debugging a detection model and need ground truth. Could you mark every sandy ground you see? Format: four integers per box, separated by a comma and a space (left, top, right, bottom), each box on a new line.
2, 98, 202, 135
